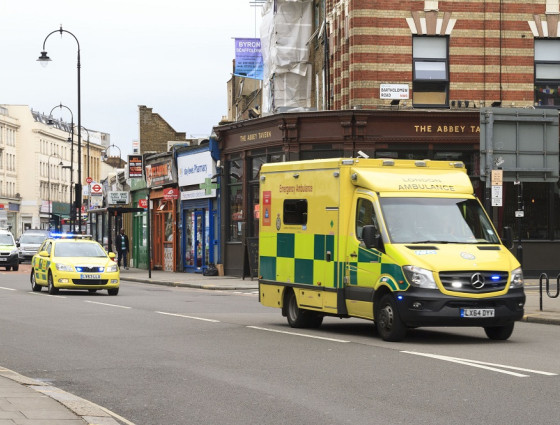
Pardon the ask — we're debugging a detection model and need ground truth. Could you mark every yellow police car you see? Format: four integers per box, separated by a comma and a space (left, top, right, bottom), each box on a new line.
30, 234, 120, 295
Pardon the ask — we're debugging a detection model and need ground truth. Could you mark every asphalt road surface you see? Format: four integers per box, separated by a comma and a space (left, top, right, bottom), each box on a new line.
1, 267, 559, 425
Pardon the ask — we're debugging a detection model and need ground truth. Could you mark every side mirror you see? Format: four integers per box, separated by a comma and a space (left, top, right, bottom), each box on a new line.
362, 225, 384, 252
39, 251, 49, 257
502, 226, 514, 250
16, 241, 20, 247
108, 252, 116, 260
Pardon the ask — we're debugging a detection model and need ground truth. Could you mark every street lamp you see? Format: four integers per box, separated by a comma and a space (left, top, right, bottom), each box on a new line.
38, 25, 83, 233
47, 154, 63, 230
47, 104, 75, 230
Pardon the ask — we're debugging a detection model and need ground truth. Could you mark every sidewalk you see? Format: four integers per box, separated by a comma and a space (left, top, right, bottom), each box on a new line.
0, 368, 123, 425
118, 268, 560, 326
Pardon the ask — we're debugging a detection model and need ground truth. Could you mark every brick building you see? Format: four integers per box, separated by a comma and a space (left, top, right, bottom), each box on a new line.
138, 105, 187, 153
213, 0, 560, 277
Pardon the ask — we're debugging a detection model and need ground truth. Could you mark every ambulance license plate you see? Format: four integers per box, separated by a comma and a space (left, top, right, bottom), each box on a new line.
460, 308, 495, 318
80, 274, 101, 279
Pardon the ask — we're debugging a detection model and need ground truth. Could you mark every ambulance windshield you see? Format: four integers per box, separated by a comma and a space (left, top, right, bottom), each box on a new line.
380, 197, 501, 244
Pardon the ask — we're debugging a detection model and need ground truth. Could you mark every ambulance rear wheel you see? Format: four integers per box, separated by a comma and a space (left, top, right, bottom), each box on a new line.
286, 290, 308, 328
484, 322, 514, 340
375, 293, 407, 342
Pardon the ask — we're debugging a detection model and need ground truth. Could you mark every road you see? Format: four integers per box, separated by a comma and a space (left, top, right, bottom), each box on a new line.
1, 267, 559, 425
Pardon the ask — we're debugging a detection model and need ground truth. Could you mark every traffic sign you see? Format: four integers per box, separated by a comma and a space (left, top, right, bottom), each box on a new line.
86, 177, 93, 184
91, 183, 102, 195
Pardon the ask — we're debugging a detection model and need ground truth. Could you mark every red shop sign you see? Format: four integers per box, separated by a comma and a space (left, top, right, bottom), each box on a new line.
163, 188, 179, 200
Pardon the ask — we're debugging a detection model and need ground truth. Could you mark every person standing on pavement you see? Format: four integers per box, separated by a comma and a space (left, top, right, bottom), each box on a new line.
116, 228, 129, 270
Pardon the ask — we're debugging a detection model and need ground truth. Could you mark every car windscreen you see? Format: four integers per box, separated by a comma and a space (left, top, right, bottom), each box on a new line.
19, 234, 48, 244
380, 197, 501, 244
54, 242, 107, 258
0, 234, 14, 245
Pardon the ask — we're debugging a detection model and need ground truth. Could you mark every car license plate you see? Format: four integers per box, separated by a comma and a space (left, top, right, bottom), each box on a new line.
0, 258, 6, 261
80, 274, 101, 279
461, 308, 495, 318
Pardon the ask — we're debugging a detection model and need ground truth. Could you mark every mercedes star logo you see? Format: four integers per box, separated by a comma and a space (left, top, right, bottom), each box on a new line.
470, 273, 485, 289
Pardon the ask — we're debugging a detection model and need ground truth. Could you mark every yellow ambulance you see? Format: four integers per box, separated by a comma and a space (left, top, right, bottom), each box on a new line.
258, 158, 525, 341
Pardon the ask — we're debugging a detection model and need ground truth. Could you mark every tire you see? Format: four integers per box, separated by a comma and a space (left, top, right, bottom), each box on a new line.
30, 269, 42, 292
5, 266, 11, 271
484, 322, 515, 340
108, 288, 119, 296
47, 272, 59, 295
286, 290, 309, 328
375, 293, 407, 342
13, 264, 18, 272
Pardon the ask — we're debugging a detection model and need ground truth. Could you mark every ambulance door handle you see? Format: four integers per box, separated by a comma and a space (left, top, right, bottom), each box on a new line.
326, 251, 332, 262
350, 252, 358, 258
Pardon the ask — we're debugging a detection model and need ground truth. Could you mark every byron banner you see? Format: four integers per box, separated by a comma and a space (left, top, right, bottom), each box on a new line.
234, 38, 263, 80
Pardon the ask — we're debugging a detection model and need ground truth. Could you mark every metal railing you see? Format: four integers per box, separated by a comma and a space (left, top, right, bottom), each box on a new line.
538, 273, 560, 311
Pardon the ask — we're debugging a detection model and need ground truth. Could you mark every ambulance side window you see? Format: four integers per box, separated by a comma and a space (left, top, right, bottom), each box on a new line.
284, 199, 308, 225
356, 198, 379, 240
45, 242, 52, 256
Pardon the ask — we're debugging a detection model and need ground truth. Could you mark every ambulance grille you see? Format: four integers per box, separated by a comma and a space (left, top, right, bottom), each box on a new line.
438, 271, 508, 293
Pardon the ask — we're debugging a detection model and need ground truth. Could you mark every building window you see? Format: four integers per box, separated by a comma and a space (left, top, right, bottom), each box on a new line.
412, 36, 449, 107
534, 39, 560, 107
226, 155, 244, 242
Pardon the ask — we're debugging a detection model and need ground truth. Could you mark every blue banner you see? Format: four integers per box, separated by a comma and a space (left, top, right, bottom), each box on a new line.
234, 38, 263, 80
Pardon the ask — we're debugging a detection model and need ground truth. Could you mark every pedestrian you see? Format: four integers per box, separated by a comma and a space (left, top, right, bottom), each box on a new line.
116, 228, 129, 270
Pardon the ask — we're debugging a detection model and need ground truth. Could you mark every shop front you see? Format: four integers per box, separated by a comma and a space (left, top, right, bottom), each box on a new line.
176, 145, 220, 273
145, 153, 179, 271
214, 109, 560, 276
130, 177, 149, 269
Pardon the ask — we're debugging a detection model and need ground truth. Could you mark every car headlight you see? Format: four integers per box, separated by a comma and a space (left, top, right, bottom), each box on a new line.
403, 266, 437, 289
106, 264, 118, 272
55, 263, 74, 272
509, 267, 524, 289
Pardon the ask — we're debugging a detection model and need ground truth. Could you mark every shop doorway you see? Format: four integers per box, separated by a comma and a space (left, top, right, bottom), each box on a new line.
183, 209, 207, 272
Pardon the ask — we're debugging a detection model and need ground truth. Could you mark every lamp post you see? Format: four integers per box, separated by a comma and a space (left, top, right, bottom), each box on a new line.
47, 103, 74, 228
38, 25, 82, 234
47, 154, 63, 230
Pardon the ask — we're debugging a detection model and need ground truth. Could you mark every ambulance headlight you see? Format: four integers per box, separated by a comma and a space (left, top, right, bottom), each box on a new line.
509, 267, 524, 289
403, 266, 437, 289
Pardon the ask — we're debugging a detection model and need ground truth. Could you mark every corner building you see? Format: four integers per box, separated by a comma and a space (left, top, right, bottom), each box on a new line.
214, 0, 560, 277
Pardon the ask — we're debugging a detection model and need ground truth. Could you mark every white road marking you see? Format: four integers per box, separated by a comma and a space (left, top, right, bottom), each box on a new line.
84, 300, 131, 309
0, 286, 16, 291
402, 351, 558, 377
247, 326, 350, 343
28, 292, 67, 299
155, 311, 220, 323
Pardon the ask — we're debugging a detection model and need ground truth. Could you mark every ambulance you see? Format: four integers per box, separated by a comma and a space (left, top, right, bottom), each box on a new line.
258, 158, 525, 341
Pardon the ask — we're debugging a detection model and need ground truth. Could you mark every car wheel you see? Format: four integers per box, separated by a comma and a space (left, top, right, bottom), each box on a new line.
30, 269, 42, 292
13, 263, 18, 272
484, 322, 515, 340
5, 266, 11, 271
47, 272, 59, 295
375, 293, 407, 342
108, 288, 119, 296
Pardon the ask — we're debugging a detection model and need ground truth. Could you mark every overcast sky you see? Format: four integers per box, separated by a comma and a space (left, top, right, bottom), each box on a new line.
0, 0, 263, 159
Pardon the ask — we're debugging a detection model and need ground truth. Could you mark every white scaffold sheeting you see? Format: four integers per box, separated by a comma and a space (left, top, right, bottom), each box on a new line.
260, 0, 313, 114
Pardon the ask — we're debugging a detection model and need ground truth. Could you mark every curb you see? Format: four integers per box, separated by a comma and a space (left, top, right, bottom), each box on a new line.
121, 276, 258, 291
0, 367, 131, 425
521, 314, 560, 326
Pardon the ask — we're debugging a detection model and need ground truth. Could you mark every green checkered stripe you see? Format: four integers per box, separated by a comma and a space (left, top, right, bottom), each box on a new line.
260, 232, 339, 287
347, 251, 408, 291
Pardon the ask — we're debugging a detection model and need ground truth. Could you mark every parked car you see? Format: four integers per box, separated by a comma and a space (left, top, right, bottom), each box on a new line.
0, 229, 19, 271
17, 229, 49, 263
30, 234, 120, 295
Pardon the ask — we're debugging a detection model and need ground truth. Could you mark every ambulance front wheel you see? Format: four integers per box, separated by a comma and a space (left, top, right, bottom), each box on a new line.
286, 290, 323, 328
484, 322, 515, 340
375, 293, 407, 342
